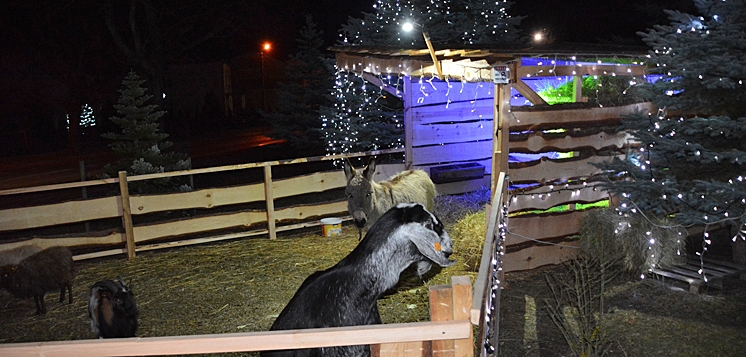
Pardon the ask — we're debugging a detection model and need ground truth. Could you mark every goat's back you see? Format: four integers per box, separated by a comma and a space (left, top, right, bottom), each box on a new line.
264, 267, 379, 357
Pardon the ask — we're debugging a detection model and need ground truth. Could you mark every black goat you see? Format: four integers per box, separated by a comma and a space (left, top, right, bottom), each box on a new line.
88, 278, 139, 338
0, 246, 74, 315
262, 202, 454, 357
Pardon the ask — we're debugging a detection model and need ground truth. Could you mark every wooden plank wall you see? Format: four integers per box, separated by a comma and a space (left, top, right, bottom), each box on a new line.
503, 102, 657, 271
403, 72, 655, 271
407, 78, 494, 195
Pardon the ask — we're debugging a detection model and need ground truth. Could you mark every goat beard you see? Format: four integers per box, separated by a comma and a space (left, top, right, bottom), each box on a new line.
357, 227, 363, 241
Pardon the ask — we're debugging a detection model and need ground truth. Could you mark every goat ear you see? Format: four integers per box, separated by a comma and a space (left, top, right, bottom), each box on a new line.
363, 157, 377, 181
343, 158, 356, 181
407, 226, 455, 268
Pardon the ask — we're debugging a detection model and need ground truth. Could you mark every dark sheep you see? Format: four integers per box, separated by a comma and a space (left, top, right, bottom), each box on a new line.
262, 202, 454, 357
0, 246, 74, 315
88, 277, 139, 338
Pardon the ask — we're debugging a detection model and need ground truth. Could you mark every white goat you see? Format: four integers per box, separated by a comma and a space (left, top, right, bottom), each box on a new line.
344, 157, 436, 239
262, 203, 454, 357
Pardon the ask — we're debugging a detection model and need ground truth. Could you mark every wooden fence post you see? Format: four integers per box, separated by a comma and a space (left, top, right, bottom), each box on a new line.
263, 165, 277, 240
450, 276, 474, 357
430, 284, 455, 357
118, 171, 136, 259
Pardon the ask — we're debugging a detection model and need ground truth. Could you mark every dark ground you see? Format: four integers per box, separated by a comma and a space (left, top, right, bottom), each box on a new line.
498, 262, 746, 357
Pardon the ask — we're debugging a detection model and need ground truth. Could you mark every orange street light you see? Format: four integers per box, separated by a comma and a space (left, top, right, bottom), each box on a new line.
260, 42, 272, 111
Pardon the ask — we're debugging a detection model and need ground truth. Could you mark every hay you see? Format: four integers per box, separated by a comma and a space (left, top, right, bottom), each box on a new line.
0, 193, 479, 354
450, 211, 487, 272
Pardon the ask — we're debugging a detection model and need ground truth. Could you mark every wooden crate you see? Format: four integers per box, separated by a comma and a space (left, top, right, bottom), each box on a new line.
649, 256, 746, 294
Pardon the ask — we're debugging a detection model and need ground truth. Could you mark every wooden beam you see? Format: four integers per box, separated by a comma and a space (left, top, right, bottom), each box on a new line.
517, 64, 646, 78
506, 211, 585, 246
510, 102, 656, 131
264, 166, 277, 240
512, 79, 547, 106
362, 73, 403, 99
404, 77, 414, 169
0, 196, 120, 231
430, 285, 455, 357
118, 171, 136, 260
0, 321, 471, 357
509, 130, 632, 153
508, 184, 609, 212
450, 276, 474, 357
503, 240, 579, 272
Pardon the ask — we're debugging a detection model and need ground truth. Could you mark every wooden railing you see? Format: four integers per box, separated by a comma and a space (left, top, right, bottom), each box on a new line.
0, 276, 474, 357
471, 172, 507, 357
0, 149, 404, 260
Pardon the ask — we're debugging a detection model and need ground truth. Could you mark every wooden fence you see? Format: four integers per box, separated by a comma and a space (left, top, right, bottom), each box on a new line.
502, 102, 656, 271
403, 76, 656, 271
0, 276, 475, 356
0, 168, 508, 357
0, 149, 411, 260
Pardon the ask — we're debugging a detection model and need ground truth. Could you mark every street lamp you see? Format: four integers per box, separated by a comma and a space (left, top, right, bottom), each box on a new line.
402, 21, 443, 78
260, 41, 272, 111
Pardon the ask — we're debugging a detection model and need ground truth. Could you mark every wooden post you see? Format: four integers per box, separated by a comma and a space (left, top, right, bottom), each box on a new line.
493, 82, 511, 196
572, 75, 582, 102
450, 276, 474, 357
404, 77, 414, 169
118, 171, 136, 259
430, 285, 455, 357
79, 160, 90, 232
263, 165, 277, 240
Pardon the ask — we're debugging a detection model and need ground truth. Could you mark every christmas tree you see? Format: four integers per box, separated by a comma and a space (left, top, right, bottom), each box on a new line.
323, 0, 523, 157
102, 71, 192, 194
261, 16, 334, 154
597, 0, 746, 260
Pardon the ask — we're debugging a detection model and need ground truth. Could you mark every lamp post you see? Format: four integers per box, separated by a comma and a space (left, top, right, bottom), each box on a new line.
402, 21, 443, 78
260, 41, 271, 111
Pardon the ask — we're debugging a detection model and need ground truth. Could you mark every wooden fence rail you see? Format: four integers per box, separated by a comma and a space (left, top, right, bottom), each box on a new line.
0, 276, 474, 357
0, 149, 405, 260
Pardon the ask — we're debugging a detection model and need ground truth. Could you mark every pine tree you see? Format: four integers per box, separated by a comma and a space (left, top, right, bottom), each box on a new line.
320, 71, 404, 155
102, 71, 192, 194
323, 0, 523, 157
340, 0, 523, 47
597, 0, 746, 256
261, 16, 334, 154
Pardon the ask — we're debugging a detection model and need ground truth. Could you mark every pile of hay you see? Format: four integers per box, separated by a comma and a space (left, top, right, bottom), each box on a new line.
0, 191, 486, 355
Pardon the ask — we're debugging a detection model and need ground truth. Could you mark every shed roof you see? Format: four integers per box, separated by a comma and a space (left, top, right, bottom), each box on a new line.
329, 42, 650, 82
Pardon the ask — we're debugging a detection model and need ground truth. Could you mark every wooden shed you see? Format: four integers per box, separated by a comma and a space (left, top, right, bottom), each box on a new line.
330, 43, 657, 271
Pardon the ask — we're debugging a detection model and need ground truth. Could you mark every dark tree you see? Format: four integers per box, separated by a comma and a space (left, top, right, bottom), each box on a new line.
102, 72, 191, 194
597, 0, 746, 260
260, 16, 334, 153
323, 0, 523, 156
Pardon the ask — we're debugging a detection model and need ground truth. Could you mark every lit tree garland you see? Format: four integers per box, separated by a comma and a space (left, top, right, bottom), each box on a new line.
596, 0, 746, 263
322, 0, 523, 157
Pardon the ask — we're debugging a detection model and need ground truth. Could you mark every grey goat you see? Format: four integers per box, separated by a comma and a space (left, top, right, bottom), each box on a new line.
262, 202, 454, 357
